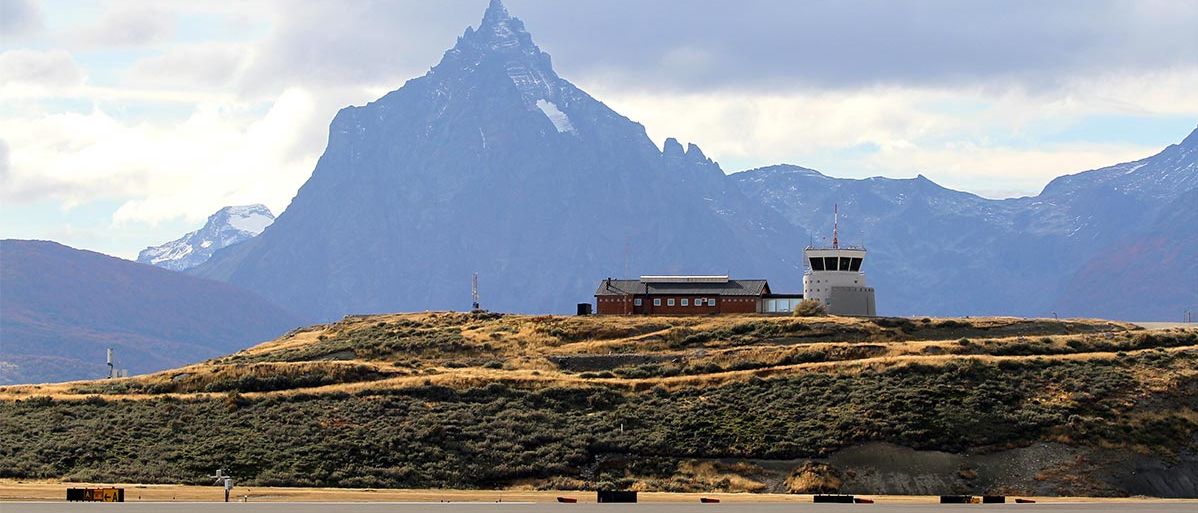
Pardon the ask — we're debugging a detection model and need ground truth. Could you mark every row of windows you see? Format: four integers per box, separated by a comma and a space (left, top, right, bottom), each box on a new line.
632, 297, 717, 307
810, 257, 863, 272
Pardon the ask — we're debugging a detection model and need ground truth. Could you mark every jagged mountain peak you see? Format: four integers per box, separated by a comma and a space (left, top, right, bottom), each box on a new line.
428, 0, 561, 108
138, 204, 274, 272
450, 0, 541, 58
481, 0, 512, 27
663, 137, 685, 159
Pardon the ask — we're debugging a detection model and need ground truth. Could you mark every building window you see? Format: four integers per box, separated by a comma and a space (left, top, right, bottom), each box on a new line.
668, 298, 676, 306
696, 298, 703, 307
653, 298, 661, 307
681, 298, 689, 306
634, 298, 643, 306
709, 298, 716, 305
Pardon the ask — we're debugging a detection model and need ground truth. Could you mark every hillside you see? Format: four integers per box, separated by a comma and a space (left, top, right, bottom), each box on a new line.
3, 312, 1195, 497
0, 240, 300, 384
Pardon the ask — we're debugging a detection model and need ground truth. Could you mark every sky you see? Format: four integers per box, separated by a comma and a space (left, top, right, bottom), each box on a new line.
2, 0, 1197, 259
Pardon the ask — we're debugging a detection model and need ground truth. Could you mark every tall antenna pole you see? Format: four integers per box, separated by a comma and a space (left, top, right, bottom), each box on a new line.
471, 273, 480, 311
832, 203, 839, 249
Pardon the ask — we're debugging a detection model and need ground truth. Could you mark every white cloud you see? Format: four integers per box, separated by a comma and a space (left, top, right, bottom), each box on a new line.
0, 0, 44, 38
0, 49, 84, 89
125, 42, 249, 88
1, 0, 1197, 257
75, 3, 174, 48
592, 68, 1198, 196
1, 88, 319, 226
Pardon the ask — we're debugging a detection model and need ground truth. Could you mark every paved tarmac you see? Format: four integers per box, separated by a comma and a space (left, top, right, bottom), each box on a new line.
6, 502, 1198, 513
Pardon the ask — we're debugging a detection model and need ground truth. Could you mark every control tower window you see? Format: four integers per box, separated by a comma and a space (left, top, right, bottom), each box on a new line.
824, 257, 838, 271
839, 257, 851, 271
810, 257, 825, 271
849, 258, 862, 271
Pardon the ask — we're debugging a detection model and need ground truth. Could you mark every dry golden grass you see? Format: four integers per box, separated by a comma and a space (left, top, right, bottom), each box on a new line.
0, 312, 1191, 402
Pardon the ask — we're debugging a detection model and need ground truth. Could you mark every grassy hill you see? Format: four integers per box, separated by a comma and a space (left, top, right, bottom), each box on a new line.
2, 313, 1195, 497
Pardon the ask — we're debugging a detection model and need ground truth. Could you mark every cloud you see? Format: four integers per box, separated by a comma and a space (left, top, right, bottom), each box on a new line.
0, 0, 44, 38
234, 1, 471, 99
2, 0, 1196, 257
596, 70, 1197, 196
125, 43, 248, 88
510, 0, 1198, 93
0, 49, 84, 88
0, 88, 319, 225
76, 3, 174, 48
0, 138, 9, 179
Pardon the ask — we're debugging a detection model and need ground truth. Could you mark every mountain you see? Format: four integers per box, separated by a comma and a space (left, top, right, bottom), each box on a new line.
0, 240, 299, 384
732, 125, 1198, 319
191, 0, 1194, 322
193, 0, 804, 321
137, 204, 274, 271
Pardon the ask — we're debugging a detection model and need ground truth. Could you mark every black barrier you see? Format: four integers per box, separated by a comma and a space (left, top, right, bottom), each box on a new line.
66, 488, 124, 502
982, 495, 1006, 503
813, 494, 855, 503
597, 490, 637, 503
940, 495, 972, 504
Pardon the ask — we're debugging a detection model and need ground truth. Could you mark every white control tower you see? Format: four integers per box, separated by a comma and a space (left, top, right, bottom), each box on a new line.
802, 205, 876, 316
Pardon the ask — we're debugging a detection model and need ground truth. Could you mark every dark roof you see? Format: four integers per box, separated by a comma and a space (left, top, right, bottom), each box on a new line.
595, 279, 769, 297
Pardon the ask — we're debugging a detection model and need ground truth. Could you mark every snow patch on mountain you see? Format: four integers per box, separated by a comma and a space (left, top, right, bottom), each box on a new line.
138, 204, 274, 272
226, 205, 274, 234
536, 100, 574, 133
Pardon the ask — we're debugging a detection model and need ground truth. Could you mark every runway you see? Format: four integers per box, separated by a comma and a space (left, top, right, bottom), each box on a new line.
7, 502, 1198, 513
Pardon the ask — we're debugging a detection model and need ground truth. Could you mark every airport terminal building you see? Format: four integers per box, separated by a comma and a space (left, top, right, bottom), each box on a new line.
594, 275, 803, 315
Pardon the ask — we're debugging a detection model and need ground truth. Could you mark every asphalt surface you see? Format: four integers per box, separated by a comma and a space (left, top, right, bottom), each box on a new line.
5, 502, 1198, 513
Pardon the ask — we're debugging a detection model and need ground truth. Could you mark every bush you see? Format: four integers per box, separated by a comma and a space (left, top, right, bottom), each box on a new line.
792, 299, 827, 317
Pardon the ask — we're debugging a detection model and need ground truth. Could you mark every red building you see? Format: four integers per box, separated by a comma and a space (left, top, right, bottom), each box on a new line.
593, 275, 802, 315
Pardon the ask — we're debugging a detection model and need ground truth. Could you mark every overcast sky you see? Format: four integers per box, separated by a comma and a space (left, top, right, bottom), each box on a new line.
2, 0, 1197, 259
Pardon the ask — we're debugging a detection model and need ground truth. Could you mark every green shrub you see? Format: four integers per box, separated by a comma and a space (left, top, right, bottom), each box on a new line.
792, 300, 826, 317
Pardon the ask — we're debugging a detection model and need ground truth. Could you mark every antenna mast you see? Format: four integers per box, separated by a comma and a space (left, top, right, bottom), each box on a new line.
471, 272, 480, 312
832, 203, 839, 249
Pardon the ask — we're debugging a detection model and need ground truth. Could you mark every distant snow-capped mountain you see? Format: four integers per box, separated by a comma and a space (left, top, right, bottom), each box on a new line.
138, 205, 274, 271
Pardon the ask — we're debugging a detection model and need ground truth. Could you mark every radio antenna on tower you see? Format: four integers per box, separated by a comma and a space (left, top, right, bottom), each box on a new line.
832, 203, 840, 249
471, 272, 481, 312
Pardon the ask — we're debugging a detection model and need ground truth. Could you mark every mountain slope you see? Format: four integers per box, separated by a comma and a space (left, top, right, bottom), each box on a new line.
0, 240, 299, 384
138, 205, 274, 271
733, 126, 1198, 319
193, 0, 804, 321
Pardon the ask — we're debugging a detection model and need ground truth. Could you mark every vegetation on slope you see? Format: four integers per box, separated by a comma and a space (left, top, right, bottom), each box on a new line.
1, 313, 1195, 493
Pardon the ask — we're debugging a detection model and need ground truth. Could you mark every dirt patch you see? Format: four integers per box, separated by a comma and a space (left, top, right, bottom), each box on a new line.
548, 354, 672, 372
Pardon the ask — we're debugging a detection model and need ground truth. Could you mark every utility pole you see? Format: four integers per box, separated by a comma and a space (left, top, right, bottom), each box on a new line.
471, 273, 481, 312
